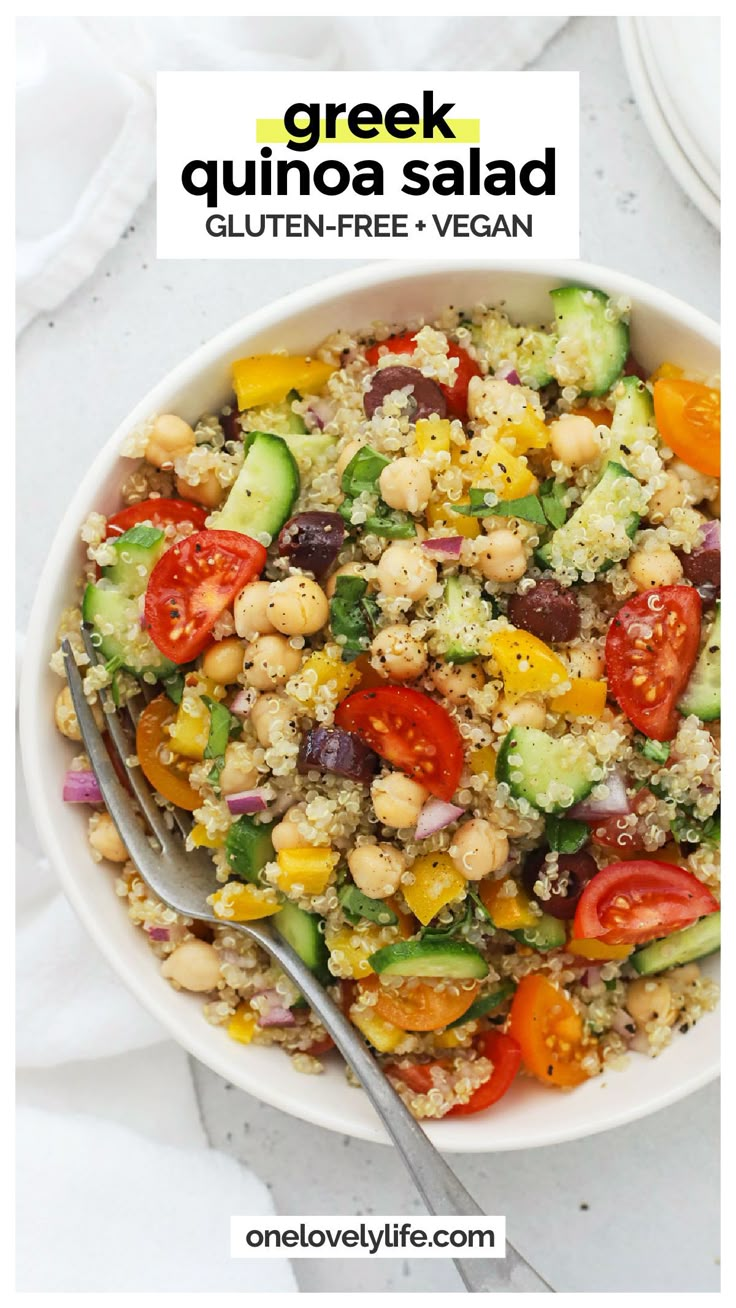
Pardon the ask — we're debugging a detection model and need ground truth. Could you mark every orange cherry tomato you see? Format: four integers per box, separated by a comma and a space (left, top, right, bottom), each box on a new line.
136, 694, 200, 811
653, 378, 720, 477
359, 974, 479, 1032
508, 974, 594, 1088
574, 405, 613, 428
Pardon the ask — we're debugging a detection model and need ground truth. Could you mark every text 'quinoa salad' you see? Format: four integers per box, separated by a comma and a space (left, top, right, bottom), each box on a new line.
53, 284, 721, 1119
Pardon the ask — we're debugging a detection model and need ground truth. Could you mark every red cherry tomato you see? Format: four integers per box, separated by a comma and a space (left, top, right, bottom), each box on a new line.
605, 586, 702, 740
387, 1030, 520, 1117
105, 497, 208, 538
334, 686, 464, 802
144, 529, 266, 664
573, 860, 719, 945
591, 788, 652, 852
364, 332, 481, 421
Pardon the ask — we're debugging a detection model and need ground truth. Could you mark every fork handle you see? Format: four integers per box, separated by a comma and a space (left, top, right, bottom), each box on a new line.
238, 922, 551, 1293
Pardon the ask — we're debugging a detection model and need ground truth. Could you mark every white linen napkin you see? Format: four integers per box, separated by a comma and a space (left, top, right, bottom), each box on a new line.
15, 14, 567, 333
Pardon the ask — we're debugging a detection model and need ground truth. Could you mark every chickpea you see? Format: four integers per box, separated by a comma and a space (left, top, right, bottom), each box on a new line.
566, 643, 605, 681
473, 530, 527, 583
54, 685, 104, 741
347, 843, 406, 899
376, 542, 437, 602
336, 439, 364, 482
450, 818, 509, 882
325, 561, 374, 600
494, 694, 546, 730
201, 636, 244, 685
378, 457, 432, 515
670, 459, 713, 505
250, 693, 297, 748
88, 811, 128, 863
242, 635, 302, 691
145, 414, 195, 469
370, 624, 427, 681
161, 939, 222, 992
549, 414, 602, 468
626, 977, 673, 1028
266, 575, 329, 637
176, 471, 225, 510
271, 807, 308, 852
430, 659, 485, 703
218, 741, 260, 795
371, 773, 428, 828
234, 580, 277, 639
647, 470, 685, 523
627, 545, 683, 591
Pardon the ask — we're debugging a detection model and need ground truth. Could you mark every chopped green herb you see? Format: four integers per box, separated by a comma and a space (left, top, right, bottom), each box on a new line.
539, 477, 569, 529
201, 696, 243, 760
338, 883, 398, 927
329, 575, 380, 661
162, 671, 185, 705
340, 444, 389, 497
448, 980, 517, 1027
638, 737, 670, 764
545, 814, 590, 853
454, 489, 548, 526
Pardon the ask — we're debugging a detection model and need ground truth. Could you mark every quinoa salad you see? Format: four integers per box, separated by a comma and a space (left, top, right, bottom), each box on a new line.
53, 283, 721, 1119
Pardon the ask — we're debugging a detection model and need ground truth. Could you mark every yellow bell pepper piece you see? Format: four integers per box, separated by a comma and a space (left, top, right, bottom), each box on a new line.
325, 923, 395, 979
505, 406, 549, 454
232, 355, 334, 410
190, 822, 225, 849
415, 416, 452, 455
227, 1005, 258, 1044
469, 744, 496, 777
350, 1005, 404, 1053
479, 878, 538, 931
552, 677, 608, 719
567, 938, 632, 961
649, 361, 683, 383
169, 695, 210, 760
210, 882, 281, 922
435, 1024, 476, 1049
299, 650, 361, 709
489, 628, 568, 701
276, 847, 339, 896
481, 439, 538, 500
426, 499, 480, 539
403, 853, 466, 926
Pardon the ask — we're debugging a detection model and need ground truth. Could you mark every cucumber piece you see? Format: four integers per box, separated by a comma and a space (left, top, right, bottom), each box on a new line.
274, 901, 330, 985
678, 601, 720, 722
549, 285, 629, 396
515, 329, 558, 389
225, 815, 275, 883
82, 583, 174, 679
447, 980, 517, 1027
248, 393, 338, 472
496, 725, 596, 814
545, 814, 589, 854
435, 575, 494, 663
212, 431, 299, 540
368, 937, 489, 980
536, 461, 645, 577
338, 882, 398, 927
631, 912, 720, 975
608, 376, 655, 465
103, 525, 166, 598
512, 913, 566, 952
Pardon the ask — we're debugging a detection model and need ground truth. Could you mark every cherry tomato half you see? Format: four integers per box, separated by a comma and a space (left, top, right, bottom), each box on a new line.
335, 686, 465, 802
387, 1030, 521, 1117
605, 586, 702, 740
508, 973, 593, 1088
654, 378, 720, 477
136, 695, 200, 811
573, 860, 719, 945
144, 529, 266, 664
105, 497, 208, 539
364, 332, 481, 422
360, 974, 479, 1032
591, 787, 652, 853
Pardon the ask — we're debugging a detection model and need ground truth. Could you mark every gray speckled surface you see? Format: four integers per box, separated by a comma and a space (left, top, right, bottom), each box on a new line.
17, 15, 719, 1293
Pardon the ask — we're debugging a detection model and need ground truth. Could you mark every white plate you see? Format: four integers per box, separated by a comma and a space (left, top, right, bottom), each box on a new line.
619, 17, 720, 230
20, 259, 721, 1151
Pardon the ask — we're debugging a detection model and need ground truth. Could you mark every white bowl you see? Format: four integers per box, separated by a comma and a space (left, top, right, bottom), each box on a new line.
20, 260, 720, 1151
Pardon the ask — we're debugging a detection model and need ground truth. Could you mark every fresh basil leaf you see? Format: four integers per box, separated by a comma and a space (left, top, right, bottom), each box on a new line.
340, 445, 389, 497
338, 883, 398, 927
201, 696, 242, 759
110, 672, 121, 708
539, 477, 569, 529
454, 489, 547, 526
545, 814, 590, 853
364, 503, 417, 538
162, 671, 185, 705
447, 980, 517, 1027
330, 575, 379, 661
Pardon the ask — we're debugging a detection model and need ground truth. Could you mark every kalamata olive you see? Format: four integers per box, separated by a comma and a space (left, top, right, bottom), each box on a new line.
364, 365, 447, 422
277, 511, 346, 581
521, 849, 598, 920
297, 726, 378, 784
679, 545, 720, 596
220, 408, 244, 442
507, 579, 580, 643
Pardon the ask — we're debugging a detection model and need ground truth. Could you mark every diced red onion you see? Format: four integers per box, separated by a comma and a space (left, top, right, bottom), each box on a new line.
229, 689, 255, 716
254, 989, 297, 1028
415, 797, 465, 840
612, 1008, 637, 1040
421, 536, 463, 558
582, 965, 603, 989
496, 367, 521, 385
699, 519, 720, 550
226, 789, 269, 815
147, 927, 170, 942
306, 397, 334, 430
63, 769, 102, 804
569, 769, 633, 821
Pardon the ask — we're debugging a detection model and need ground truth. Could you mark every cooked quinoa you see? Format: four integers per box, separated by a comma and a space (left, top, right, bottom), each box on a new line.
53, 284, 721, 1119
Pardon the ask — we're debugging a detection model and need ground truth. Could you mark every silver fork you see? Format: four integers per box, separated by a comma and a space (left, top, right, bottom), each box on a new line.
62, 633, 551, 1294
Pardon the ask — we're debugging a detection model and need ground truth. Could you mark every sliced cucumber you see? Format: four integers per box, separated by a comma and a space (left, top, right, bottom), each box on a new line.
225, 815, 275, 883
631, 912, 720, 976
274, 901, 330, 985
212, 431, 299, 540
447, 980, 517, 1027
82, 583, 174, 678
550, 285, 629, 396
368, 937, 489, 980
338, 882, 398, 927
496, 725, 596, 814
103, 525, 165, 598
515, 329, 558, 389
512, 913, 567, 952
679, 601, 720, 722
536, 461, 645, 577
608, 376, 655, 465
434, 575, 494, 663
247, 393, 338, 472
